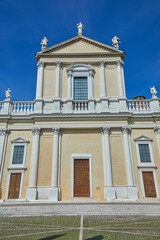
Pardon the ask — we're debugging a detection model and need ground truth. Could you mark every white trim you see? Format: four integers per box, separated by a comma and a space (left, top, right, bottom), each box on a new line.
6, 170, 24, 199
71, 154, 93, 198
9, 142, 27, 168
136, 140, 154, 165
139, 168, 159, 198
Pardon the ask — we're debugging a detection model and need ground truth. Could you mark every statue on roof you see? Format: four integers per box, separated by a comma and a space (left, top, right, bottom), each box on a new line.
5, 89, 11, 100
40, 37, 48, 50
77, 22, 84, 36
150, 86, 158, 98
112, 36, 121, 49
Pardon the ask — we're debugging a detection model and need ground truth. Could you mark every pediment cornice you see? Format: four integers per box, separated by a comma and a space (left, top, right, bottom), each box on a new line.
35, 35, 125, 60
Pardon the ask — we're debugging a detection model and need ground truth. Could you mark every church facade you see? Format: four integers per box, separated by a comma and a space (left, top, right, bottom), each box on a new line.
0, 23, 160, 202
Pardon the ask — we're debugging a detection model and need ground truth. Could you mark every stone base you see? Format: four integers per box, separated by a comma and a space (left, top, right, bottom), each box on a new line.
49, 187, 60, 201
26, 187, 37, 201
104, 186, 116, 200
104, 186, 138, 201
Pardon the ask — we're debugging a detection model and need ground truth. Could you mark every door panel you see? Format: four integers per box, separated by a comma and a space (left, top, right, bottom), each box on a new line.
142, 171, 156, 198
8, 173, 21, 199
74, 159, 90, 197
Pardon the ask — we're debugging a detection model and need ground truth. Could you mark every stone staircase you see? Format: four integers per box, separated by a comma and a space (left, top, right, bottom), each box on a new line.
1, 202, 160, 217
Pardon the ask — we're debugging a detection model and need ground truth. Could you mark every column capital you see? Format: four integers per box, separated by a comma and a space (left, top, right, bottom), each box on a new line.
32, 127, 41, 135
37, 61, 45, 68
55, 61, 62, 68
0, 128, 9, 136
52, 127, 61, 135
116, 60, 124, 66
101, 126, 110, 135
154, 127, 160, 134
98, 60, 105, 67
121, 126, 131, 134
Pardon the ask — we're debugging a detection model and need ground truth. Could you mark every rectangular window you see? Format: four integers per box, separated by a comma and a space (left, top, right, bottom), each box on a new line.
74, 77, 88, 100
12, 146, 25, 164
138, 144, 151, 163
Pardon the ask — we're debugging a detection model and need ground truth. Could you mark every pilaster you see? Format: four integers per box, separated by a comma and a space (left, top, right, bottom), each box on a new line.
36, 61, 44, 99
101, 126, 115, 200
26, 127, 41, 201
154, 127, 160, 157
49, 127, 61, 201
0, 129, 9, 198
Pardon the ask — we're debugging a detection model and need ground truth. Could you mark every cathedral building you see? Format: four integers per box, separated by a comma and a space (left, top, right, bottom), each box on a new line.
0, 23, 160, 202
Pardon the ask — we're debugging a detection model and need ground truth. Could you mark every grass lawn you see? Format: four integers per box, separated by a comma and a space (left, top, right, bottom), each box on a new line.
1, 215, 160, 239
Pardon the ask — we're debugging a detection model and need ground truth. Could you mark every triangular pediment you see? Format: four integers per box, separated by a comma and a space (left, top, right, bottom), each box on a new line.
134, 135, 153, 142
36, 36, 124, 56
11, 137, 29, 143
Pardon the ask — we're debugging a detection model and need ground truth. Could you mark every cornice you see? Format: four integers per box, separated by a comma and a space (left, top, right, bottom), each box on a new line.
36, 52, 125, 61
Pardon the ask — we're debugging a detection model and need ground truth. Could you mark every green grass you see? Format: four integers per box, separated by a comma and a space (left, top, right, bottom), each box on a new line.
1, 216, 160, 239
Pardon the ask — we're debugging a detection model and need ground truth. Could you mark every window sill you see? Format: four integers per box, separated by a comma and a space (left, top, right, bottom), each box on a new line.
137, 164, 157, 169
8, 166, 27, 170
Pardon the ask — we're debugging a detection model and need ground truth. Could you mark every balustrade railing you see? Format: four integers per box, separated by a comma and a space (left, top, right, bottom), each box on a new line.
11, 102, 34, 113
73, 101, 88, 111
127, 100, 150, 111
0, 102, 3, 112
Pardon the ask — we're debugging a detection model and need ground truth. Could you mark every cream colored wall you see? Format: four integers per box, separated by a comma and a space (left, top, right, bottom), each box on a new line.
37, 131, 53, 186
131, 129, 160, 199
1, 130, 32, 199
43, 65, 56, 98
53, 40, 110, 54
110, 131, 127, 185
60, 129, 104, 201
105, 64, 119, 97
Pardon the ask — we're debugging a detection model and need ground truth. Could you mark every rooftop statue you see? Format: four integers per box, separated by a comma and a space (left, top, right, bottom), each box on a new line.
40, 37, 48, 50
112, 36, 121, 49
5, 88, 11, 100
150, 86, 158, 98
77, 22, 84, 36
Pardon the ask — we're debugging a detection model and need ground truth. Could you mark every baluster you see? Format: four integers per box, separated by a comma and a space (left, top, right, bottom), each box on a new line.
27, 103, 30, 112
31, 103, 33, 112
147, 101, 150, 110
139, 102, 142, 111
142, 101, 145, 110
24, 104, 26, 112
85, 102, 87, 110
17, 104, 20, 112
13, 103, 16, 112
1, 103, 3, 111
129, 102, 131, 110
20, 103, 23, 112
132, 102, 135, 110
82, 103, 84, 111
135, 102, 138, 110
78, 103, 80, 111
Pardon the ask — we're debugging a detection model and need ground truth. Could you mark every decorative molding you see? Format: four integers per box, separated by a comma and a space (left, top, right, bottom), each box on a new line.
55, 61, 62, 68
116, 60, 124, 66
121, 126, 131, 134
0, 128, 9, 136
37, 61, 44, 68
67, 63, 94, 72
101, 126, 110, 135
98, 60, 105, 67
154, 127, 160, 135
134, 135, 153, 142
32, 127, 41, 135
11, 137, 29, 144
52, 127, 61, 135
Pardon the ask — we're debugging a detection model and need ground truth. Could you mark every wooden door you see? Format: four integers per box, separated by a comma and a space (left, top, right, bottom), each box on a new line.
8, 173, 21, 199
74, 159, 90, 197
142, 172, 156, 198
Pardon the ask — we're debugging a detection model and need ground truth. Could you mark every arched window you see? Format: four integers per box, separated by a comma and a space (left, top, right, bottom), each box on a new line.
67, 64, 95, 100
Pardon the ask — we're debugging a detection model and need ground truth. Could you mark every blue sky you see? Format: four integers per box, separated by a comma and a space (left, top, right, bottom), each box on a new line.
0, 0, 160, 100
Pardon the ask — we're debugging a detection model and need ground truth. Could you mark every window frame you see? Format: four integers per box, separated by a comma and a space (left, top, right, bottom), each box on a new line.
73, 75, 88, 101
67, 63, 95, 101
9, 138, 29, 169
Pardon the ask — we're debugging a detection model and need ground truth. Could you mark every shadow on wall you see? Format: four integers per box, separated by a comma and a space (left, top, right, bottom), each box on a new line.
39, 234, 66, 240
86, 235, 104, 240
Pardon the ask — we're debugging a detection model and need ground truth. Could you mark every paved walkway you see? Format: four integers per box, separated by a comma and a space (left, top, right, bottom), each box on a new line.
1, 202, 160, 217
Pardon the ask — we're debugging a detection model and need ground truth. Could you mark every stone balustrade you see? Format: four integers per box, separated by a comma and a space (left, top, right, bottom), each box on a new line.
0, 98, 159, 116
127, 100, 151, 111
12, 102, 34, 113
73, 101, 88, 111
